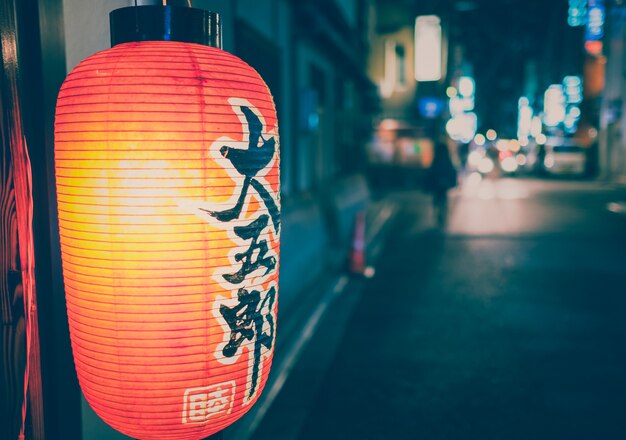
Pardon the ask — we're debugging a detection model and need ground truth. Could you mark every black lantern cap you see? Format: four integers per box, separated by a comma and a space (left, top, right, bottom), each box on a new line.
110, 5, 222, 48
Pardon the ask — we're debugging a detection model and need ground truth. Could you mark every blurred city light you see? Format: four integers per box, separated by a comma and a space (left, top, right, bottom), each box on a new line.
379, 118, 401, 130
446, 112, 477, 143
536, 133, 547, 144
468, 149, 484, 168
561, 75, 583, 134
496, 139, 508, 151
563, 76, 583, 104
486, 129, 497, 141
585, 0, 605, 55
478, 156, 494, 173
518, 96, 533, 141
501, 156, 518, 173
564, 107, 580, 133
459, 76, 475, 97
585, 40, 603, 55
449, 95, 475, 115
414, 16, 442, 82
543, 85, 566, 127
530, 116, 543, 138
418, 97, 445, 119
380, 40, 397, 97
586, 0, 605, 41
474, 133, 486, 146
509, 139, 521, 152
447, 72, 476, 143
466, 171, 482, 185
308, 113, 320, 130
568, 0, 588, 27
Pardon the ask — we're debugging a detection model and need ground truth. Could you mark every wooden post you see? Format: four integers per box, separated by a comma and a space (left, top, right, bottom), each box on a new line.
2, 0, 80, 438
0, 0, 45, 437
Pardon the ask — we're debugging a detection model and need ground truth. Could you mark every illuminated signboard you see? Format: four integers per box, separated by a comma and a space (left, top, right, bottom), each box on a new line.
414, 15, 442, 82
544, 84, 566, 127
563, 76, 583, 104
568, 0, 587, 27
586, 0, 605, 41
418, 97, 445, 118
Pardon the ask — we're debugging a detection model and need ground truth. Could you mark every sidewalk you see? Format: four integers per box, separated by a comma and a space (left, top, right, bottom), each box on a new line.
223, 188, 431, 439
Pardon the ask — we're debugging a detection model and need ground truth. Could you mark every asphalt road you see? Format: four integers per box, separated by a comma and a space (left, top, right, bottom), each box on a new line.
250, 177, 626, 440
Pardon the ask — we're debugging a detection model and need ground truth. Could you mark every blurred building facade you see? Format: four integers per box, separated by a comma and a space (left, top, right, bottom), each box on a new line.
1, 0, 379, 438
599, 1, 626, 182
366, 0, 456, 179
63, 0, 377, 196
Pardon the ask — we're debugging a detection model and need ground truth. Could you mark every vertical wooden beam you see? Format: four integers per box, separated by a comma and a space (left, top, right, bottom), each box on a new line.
0, 73, 28, 440
2, 0, 81, 438
0, 0, 45, 438
16, 0, 83, 438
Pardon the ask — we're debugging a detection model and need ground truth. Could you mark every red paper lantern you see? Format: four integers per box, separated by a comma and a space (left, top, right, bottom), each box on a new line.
54, 7, 279, 439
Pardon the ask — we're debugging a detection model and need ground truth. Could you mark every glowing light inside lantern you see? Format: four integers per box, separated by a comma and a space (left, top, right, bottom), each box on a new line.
55, 40, 279, 440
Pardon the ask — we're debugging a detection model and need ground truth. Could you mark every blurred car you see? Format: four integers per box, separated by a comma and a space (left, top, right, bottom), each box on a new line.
542, 137, 586, 176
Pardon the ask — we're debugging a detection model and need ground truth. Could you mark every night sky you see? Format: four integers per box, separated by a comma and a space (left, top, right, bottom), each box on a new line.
449, 0, 584, 136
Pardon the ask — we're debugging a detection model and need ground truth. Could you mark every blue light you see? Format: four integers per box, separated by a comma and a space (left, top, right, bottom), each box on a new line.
568, 0, 588, 27
418, 97, 445, 119
563, 76, 583, 104
586, 0, 605, 41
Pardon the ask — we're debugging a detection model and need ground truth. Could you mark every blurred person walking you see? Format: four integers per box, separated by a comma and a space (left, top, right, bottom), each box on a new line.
425, 138, 457, 227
